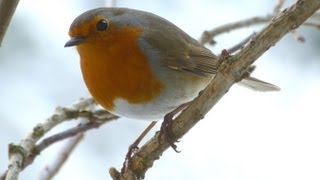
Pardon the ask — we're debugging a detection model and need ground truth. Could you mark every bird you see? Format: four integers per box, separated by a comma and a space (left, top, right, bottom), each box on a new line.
65, 7, 279, 123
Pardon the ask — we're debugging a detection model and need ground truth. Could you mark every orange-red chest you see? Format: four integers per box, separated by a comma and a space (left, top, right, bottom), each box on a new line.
76, 27, 164, 111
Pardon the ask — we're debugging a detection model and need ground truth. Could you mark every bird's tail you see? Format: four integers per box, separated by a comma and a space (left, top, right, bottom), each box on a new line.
239, 76, 280, 92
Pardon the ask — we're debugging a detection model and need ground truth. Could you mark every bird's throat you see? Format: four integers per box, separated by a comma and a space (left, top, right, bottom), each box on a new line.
77, 27, 165, 111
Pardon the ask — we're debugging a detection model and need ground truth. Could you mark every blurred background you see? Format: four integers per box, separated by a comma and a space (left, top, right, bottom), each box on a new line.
0, 0, 319, 179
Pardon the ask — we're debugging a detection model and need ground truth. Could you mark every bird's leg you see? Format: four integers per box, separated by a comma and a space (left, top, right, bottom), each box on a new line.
159, 102, 190, 152
122, 102, 190, 174
121, 121, 157, 174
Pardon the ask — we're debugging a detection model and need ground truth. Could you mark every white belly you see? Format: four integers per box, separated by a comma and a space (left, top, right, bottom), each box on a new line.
112, 71, 213, 120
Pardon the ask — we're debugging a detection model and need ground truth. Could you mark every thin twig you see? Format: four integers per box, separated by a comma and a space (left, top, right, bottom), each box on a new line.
199, 0, 320, 45
3, 98, 118, 180
0, 173, 6, 180
303, 21, 320, 29
22, 116, 117, 170
39, 134, 84, 180
225, 33, 256, 54
0, 0, 20, 46
36, 121, 104, 155
199, 15, 272, 45
115, 0, 320, 179
273, 0, 285, 14
290, 29, 306, 42
121, 121, 157, 175
106, 0, 117, 7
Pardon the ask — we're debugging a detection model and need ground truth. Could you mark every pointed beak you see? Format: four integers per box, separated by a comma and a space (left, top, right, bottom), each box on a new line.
64, 36, 85, 47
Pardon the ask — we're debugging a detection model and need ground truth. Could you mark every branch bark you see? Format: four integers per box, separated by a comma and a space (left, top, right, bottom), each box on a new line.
4, 98, 118, 180
0, 0, 19, 46
116, 0, 320, 179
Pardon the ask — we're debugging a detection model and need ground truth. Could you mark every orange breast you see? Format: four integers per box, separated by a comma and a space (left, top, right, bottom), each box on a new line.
77, 26, 165, 111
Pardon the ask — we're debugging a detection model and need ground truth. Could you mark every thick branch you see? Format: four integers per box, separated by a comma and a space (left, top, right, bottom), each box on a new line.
0, 0, 20, 46
118, 0, 320, 179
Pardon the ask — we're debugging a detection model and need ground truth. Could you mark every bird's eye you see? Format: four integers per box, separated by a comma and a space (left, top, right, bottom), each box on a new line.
96, 19, 108, 31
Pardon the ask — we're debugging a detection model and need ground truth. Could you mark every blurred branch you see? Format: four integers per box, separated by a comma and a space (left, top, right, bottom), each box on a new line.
0, 0, 20, 46
199, 16, 272, 45
303, 21, 320, 29
308, 9, 320, 20
225, 33, 256, 54
290, 29, 306, 42
2, 98, 119, 180
273, 0, 285, 14
199, 0, 320, 45
113, 0, 320, 179
39, 134, 84, 180
105, 0, 117, 7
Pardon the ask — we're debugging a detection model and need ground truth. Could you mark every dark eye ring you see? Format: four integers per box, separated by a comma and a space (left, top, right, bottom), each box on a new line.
96, 19, 108, 31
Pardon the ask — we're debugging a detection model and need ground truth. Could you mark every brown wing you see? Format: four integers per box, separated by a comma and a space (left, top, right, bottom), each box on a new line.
140, 14, 218, 77
140, 17, 281, 91
185, 44, 218, 76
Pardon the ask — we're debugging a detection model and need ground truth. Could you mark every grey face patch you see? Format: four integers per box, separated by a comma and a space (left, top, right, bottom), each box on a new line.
112, 8, 126, 16
70, 8, 152, 30
70, 8, 118, 29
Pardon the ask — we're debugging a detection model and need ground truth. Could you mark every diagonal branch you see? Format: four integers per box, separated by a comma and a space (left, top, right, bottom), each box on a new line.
115, 0, 320, 179
0, 0, 20, 46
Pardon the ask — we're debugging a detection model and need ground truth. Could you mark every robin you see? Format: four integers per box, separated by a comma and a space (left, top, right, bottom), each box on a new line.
64, 7, 279, 152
